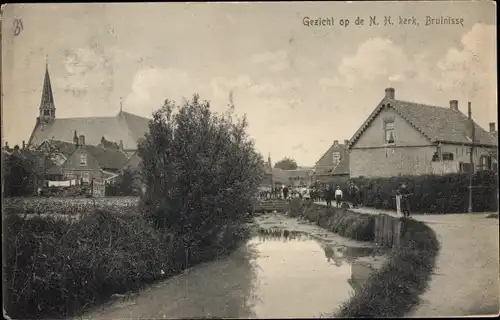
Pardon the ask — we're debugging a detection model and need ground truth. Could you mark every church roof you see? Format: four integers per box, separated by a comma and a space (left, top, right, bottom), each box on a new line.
28, 111, 150, 150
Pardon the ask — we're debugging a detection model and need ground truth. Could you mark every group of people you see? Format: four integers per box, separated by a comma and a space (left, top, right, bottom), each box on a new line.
257, 181, 413, 217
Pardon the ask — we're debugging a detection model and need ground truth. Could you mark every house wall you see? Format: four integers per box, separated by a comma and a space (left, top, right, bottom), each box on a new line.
350, 108, 435, 178
349, 106, 497, 177
439, 144, 494, 166
353, 108, 430, 148
62, 148, 103, 182
350, 146, 436, 178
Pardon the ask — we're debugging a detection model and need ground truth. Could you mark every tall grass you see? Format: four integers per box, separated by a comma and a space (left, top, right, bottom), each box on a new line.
3, 204, 250, 319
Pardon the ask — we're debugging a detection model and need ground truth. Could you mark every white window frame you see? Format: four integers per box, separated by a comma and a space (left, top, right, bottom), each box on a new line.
332, 151, 341, 165
79, 154, 87, 166
384, 121, 396, 145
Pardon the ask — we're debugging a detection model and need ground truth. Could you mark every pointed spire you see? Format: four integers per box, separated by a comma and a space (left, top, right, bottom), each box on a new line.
40, 58, 55, 111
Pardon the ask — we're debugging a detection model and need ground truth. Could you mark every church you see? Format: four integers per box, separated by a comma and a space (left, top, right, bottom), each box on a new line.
27, 62, 150, 155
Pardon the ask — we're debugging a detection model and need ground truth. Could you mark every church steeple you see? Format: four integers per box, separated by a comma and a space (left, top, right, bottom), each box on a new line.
39, 57, 56, 124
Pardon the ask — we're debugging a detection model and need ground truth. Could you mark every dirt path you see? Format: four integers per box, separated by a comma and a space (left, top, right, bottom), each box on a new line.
407, 214, 499, 317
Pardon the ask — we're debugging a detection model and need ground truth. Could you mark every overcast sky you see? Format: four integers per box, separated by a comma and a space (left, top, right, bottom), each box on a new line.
2, 2, 496, 166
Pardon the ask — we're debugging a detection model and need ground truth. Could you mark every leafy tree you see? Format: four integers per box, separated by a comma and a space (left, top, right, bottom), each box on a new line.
138, 94, 264, 249
274, 157, 298, 170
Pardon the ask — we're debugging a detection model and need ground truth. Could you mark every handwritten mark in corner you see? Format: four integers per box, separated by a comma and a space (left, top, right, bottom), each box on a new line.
13, 18, 23, 36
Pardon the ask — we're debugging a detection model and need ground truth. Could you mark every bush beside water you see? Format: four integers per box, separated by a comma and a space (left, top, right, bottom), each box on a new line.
4, 95, 262, 319
339, 170, 498, 213
287, 199, 375, 241
3, 208, 249, 319
288, 199, 440, 317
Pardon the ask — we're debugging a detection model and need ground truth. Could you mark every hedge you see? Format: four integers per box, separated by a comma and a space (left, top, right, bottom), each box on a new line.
340, 170, 498, 213
3, 206, 249, 319
287, 199, 375, 242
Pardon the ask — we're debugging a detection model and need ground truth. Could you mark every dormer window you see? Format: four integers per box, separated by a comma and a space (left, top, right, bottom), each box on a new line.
384, 120, 395, 144
44, 110, 50, 116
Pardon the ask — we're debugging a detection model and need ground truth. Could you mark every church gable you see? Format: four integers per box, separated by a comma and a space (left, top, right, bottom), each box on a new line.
28, 62, 151, 151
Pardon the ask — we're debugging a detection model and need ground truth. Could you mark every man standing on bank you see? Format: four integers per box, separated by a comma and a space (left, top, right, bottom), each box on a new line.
396, 182, 412, 218
334, 186, 343, 208
324, 185, 333, 207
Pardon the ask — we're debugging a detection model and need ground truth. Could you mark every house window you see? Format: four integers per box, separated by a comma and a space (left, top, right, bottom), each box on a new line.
442, 152, 454, 161
459, 162, 472, 173
43, 110, 50, 116
80, 154, 87, 166
384, 121, 395, 144
65, 171, 75, 180
82, 171, 90, 183
332, 152, 341, 165
479, 156, 492, 171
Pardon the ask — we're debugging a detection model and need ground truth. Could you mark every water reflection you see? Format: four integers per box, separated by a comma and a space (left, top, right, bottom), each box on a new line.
251, 227, 383, 318
79, 227, 384, 319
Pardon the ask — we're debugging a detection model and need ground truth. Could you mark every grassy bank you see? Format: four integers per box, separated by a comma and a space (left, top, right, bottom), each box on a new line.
287, 199, 375, 241
3, 203, 249, 319
287, 199, 440, 317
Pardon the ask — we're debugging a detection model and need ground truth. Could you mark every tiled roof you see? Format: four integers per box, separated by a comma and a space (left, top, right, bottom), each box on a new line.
347, 98, 498, 148
122, 151, 142, 171
84, 145, 129, 170
38, 139, 128, 170
314, 143, 350, 175
28, 111, 150, 150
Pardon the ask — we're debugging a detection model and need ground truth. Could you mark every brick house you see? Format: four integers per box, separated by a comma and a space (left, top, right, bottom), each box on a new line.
40, 131, 128, 183
313, 140, 350, 185
347, 87, 498, 178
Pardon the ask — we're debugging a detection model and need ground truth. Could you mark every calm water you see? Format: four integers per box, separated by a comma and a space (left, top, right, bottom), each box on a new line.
77, 228, 384, 319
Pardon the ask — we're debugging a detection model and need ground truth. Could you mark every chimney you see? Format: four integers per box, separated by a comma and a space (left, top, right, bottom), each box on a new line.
119, 140, 124, 150
22, 141, 25, 149
385, 87, 395, 99
79, 135, 85, 146
4, 141, 8, 149
489, 122, 495, 133
449, 100, 458, 111
333, 140, 339, 146
344, 139, 349, 145
73, 130, 79, 146
468, 102, 472, 119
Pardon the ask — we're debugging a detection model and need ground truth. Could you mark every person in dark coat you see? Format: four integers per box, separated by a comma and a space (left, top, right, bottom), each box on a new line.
396, 182, 412, 217
282, 185, 289, 200
324, 185, 334, 207
348, 181, 361, 208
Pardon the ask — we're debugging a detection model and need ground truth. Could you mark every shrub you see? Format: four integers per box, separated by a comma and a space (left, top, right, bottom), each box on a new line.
3, 209, 174, 319
341, 170, 498, 213
287, 200, 375, 241
335, 217, 440, 317
138, 94, 264, 250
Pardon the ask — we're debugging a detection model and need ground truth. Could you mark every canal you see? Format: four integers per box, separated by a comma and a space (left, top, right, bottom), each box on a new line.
76, 213, 388, 319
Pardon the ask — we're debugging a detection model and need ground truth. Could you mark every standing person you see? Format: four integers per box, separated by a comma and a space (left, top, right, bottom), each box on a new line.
304, 186, 311, 201
349, 182, 361, 208
324, 185, 333, 207
396, 182, 412, 218
334, 186, 343, 208
282, 184, 289, 200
